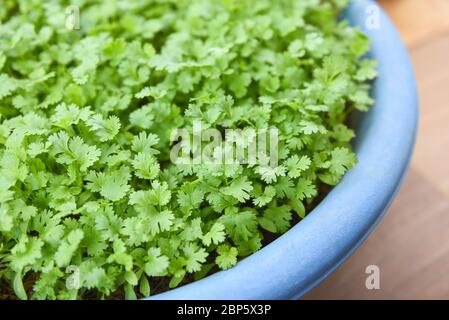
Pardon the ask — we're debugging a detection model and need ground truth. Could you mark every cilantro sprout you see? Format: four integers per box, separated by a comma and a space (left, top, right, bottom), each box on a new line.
0, 0, 377, 299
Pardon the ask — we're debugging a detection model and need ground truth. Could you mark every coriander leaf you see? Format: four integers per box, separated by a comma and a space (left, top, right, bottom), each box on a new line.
286, 155, 311, 178
222, 176, 253, 202
144, 248, 169, 277
86, 114, 121, 142
54, 229, 84, 267
329, 147, 357, 176
183, 243, 208, 273
215, 244, 238, 270
202, 222, 226, 246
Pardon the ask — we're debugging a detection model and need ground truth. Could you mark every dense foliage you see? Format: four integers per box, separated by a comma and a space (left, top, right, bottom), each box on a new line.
0, 0, 377, 299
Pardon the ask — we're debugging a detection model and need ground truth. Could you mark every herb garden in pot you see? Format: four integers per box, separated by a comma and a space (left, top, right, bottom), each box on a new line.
0, 0, 418, 300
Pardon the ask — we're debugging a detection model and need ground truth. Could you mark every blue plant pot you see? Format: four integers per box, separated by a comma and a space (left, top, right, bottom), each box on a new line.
149, 0, 419, 300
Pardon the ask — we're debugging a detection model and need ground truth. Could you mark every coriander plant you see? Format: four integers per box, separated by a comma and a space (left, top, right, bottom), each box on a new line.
0, 0, 377, 299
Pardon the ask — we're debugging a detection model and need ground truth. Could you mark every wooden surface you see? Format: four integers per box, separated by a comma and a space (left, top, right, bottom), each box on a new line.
305, 0, 449, 299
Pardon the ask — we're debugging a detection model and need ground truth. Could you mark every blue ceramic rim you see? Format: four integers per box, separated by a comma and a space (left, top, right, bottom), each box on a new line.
149, 0, 419, 300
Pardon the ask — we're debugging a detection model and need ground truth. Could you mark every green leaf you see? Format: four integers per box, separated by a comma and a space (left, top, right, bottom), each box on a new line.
222, 176, 253, 202
131, 152, 160, 180
144, 248, 169, 276
13, 271, 28, 300
0, 204, 13, 232
0, 74, 19, 99
296, 178, 318, 200
202, 222, 226, 246
10, 237, 44, 272
329, 147, 357, 176
54, 229, 84, 267
256, 165, 286, 184
215, 244, 238, 270
51, 103, 92, 128
131, 132, 160, 155
86, 166, 131, 201
86, 114, 121, 142
261, 205, 292, 233
177, 183, 205, 213
125, 271, 138, 286
124, 283, 137, 300
139, 276, 151, 297
253, 186, 276, 207
183, 243, 208, 272
48, 133, 101, 171
286, 155, 311, 178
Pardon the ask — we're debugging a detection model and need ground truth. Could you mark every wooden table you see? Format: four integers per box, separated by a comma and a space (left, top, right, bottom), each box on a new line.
305, 0, 449, 299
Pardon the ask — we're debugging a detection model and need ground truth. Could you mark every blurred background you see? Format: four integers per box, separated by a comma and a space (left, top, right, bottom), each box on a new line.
306, 0, 449, 299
